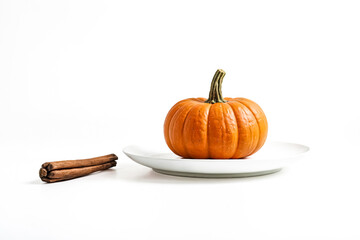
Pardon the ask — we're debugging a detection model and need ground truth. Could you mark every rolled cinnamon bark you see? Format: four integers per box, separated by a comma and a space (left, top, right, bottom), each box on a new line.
40, 161, 116, 183
42, 154, 118, 171
39, 154, 118, 183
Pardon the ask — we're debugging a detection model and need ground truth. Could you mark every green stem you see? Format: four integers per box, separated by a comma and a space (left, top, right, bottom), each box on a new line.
205, 69, 227, 104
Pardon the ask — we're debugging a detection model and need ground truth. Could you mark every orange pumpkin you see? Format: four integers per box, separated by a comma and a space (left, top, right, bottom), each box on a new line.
164, 69, 268, 159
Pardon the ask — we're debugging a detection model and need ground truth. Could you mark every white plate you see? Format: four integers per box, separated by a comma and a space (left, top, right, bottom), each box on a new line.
123, 142, 309, 178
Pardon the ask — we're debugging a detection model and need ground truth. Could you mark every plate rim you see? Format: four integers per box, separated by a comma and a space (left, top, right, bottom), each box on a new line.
122, 141, 310, 162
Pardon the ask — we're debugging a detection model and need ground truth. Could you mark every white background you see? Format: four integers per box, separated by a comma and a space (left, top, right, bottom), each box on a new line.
1, 0, 360, 239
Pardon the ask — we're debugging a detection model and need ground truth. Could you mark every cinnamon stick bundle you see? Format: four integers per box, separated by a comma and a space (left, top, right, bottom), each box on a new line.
39, 154, 118, 183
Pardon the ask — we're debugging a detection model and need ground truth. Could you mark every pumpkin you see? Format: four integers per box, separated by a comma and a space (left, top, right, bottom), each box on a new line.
164, 69, 268, 159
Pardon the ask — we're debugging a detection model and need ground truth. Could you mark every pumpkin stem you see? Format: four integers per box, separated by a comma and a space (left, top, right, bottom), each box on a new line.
205, 69, 227, 104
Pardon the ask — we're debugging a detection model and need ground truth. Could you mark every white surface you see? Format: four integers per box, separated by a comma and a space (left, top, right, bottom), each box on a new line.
123, 142, 309, 176
1, 0, 360, 239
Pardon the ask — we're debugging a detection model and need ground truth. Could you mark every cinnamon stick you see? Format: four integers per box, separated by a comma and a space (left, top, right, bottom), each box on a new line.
42, 154, 118, 171
39, 154, 117, 183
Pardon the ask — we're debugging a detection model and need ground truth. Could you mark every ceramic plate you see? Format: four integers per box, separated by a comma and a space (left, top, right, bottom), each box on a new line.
123, 142, 309, 178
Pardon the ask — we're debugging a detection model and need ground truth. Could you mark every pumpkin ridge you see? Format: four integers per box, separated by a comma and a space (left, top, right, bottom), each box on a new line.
216, 103, 236, 159
202, 103, 211, 159
226, 102, 241, 159
181, 103, 201, 158
164, 99, 194, 155
168, 101, 199, 156
183, 103, 211, 158
231, 101, 259, 157
206, 104, 212, 158
167, 106, 183, 156
235, 99, 261, 156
